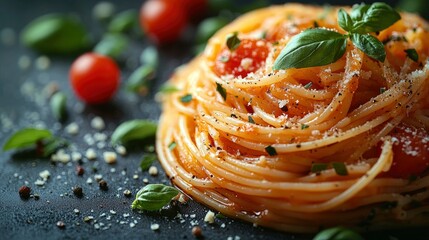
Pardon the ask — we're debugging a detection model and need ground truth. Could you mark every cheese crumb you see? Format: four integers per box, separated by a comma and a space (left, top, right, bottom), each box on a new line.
240, 58, 253, 70
39, 170, 50, 180
65, 122, 79, 135
34, 179, 45, 186
71, 152, 82, 162
204, 210, 215, 224
35, 55, 50, 70
150, 223, 160, 231
148, 166, 158, 176
18, 55, 31, 70
103, 151, 117, 164
85, 148, 97, 160
91, 116, 105, 130
115, 145, 127, 156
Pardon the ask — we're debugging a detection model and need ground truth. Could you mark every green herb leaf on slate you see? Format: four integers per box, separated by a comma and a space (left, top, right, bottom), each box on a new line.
126, 65, 155, 93
159, 84, 180, 94
3, 128, 52, 151
21, 14, 90, 54
226, 32, 241, 51
273, 29, 347, 70
404, 48, 419, 62
216, 83, 227, 101
140, 46, 159, 68
131, 184, 179, 211
94, 33, 128, 59
140, 154, 157, 171
350, 33, 386, 62
313, 226, 364, 240
43, 137, 69, 157
108, 10, 138, 33
111, 120, 157, 145
50, 91, 67, 121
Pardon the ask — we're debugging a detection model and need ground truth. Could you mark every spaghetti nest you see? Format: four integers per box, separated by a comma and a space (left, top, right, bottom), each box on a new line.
157, 4, 429, 233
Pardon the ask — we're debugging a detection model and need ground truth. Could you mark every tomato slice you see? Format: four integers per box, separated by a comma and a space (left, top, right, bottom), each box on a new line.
382, 123, 429, 178
214, 39, 269, 78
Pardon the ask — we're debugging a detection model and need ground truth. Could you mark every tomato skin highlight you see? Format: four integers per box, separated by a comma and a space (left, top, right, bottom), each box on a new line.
214, 39, 269, 78
69, 53, 120, 104
382, 123, 429, 178
140, 0, 188, 44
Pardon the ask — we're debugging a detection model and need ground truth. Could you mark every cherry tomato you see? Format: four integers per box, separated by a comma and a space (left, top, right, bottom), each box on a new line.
69, 53, 120, 104
382, 123, 429, 178
214, 39, 270, 78
139, 0, 188, 44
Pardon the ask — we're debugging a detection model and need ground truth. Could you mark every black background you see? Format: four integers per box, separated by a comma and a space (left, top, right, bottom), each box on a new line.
2, 0, 428, 240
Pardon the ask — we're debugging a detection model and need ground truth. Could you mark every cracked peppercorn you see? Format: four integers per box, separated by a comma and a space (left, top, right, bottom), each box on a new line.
99, 180, 108, 190
19, 185, 31, 199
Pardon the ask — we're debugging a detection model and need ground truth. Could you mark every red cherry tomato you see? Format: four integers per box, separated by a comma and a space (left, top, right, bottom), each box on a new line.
214, 39, 270, 78
69, 53, 120, 104
140, 0, 188, 44
382, 123, 429, 178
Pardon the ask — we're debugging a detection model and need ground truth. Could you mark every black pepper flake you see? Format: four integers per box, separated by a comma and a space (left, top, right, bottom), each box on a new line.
99, 180, 108, 191
281, 104, 288, 112
19, 185, 31, 199
56, 221, 65, 229
72, 186, 83, 198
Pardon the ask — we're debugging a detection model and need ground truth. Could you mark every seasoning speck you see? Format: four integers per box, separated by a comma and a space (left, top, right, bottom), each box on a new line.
99, 180, 108, 191
72, 186, 83, 198
19, 185, 31, 199
76, 165, 85, 176
192, 226, 203, 238
123, 189, 132, 198
148, 166, 158, 176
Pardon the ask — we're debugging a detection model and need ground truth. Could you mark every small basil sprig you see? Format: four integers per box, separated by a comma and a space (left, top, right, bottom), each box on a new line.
94, 33, 128, 59
108, 9, 138, 33
274, 2, 401, 70
131, 184, 179, 211
313, 227, 363, 240
50, 91, 67, 121
111, 120, 157, 145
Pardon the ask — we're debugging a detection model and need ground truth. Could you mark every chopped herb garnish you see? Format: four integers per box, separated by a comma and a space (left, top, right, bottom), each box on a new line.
215, 213, 226, 219
404, 48, 419, 62
332, 162, 348, 176
265, 145, 277, 156
248, 115, 255, 124
180, 94, 193, 103
216, 83, 227, 101
301, 124, 309, 130
131, 184, 179, 211
140, 154, 157, 171
168, 141, 177, 150
219, 55, 229, 63
304, 82, 313, 89
311, 163, 328, 174
380, 87, 386, 94
261, 31, 267, 39
159, 84, 179, 94
274, 3, 401, 70
226, 32, 241, 51
50, 91, 67, 121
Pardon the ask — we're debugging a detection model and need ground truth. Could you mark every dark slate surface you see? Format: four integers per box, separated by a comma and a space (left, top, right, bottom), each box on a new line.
1, 0, 428, 239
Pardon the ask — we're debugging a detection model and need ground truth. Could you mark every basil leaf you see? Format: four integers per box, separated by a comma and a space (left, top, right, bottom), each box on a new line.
332, 162, 348, 176
273, 29, 347, 70
159, 84, 179, 94
126, 65, 155, 92
108, 10, 138, 33
94, 33, 128, 59
350, 33, 386, 62
43, 137, 68, 157
140, 46, 159, 68
313, 227, 364, 240
337, 9, 354, 32
350, 3, 370, 22
3, 128, 52, 151
180, 94, 193, 103
404, 48, 419, 62
226, 32, 241, 51
131, 184, 179, 211
111, 120, 157, 145
196, 17, 229, 44
50, 91, 67, 121
265, 145, 277, 156
140, 154, 157, 171
21, 14, 90, 54
216, 83, 227, 101
311, 163, 328, 174
351, 3, 401, 34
